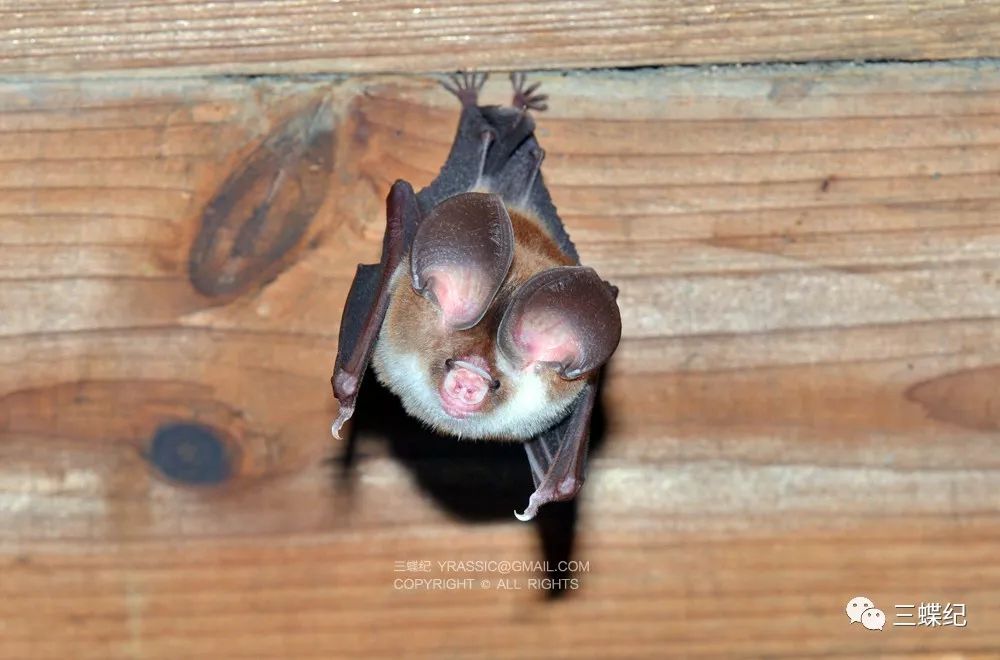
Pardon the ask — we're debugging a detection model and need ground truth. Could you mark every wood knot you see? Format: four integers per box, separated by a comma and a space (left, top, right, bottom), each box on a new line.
189, 99, 336, 298
146, 422, 235, 485
906, 365, 1000, 432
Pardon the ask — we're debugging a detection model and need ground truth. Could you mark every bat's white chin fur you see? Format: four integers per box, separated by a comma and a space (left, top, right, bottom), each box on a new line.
372, 340, 578, 440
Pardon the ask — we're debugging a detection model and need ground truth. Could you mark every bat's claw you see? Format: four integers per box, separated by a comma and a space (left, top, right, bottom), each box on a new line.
515, 471, 582, 522
510, 72, 548, 112
514, 496, 542, 522
330, 403, 355, 440
441, 71, 489, 107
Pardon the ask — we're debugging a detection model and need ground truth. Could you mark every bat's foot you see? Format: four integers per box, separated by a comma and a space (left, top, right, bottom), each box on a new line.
510, 72, 548, 112
441, 71, 488, 107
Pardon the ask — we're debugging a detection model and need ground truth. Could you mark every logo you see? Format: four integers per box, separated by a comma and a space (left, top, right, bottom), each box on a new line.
846, 596, 885, 631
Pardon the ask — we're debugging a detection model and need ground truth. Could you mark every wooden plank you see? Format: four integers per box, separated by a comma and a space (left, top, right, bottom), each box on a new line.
1, 63, 999, 656
0, 1, 999, 77
0, 523, 997, 658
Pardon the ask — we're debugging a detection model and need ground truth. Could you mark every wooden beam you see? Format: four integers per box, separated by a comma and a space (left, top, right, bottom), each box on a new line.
1, 63, 998, 656
0, 1, 998, 77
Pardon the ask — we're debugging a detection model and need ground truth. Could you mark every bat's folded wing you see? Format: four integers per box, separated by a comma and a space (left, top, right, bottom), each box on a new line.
516, 379, 598, 521
330, 179, 421, 438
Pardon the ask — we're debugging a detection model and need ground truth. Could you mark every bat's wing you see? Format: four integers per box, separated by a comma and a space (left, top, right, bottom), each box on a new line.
516, 378, 598, 522
330, 180, 421, 438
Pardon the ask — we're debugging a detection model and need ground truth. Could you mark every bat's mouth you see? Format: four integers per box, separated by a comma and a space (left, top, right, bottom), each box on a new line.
439, 357, 493, 418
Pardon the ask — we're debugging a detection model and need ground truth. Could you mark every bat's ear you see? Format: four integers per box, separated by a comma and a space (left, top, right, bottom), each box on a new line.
410, 192, 514, 329
498, 267, 622, 379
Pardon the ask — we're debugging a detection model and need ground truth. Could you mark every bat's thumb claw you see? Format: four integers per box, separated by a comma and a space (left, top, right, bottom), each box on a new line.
515, 475, 582, 521
330, 403, 355, 440
514, 494, 543, 522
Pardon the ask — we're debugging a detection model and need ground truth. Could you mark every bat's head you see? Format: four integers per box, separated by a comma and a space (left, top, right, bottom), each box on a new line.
372, 193, 621, 440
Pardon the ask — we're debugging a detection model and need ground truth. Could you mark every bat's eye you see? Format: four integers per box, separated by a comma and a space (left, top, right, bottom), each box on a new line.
490, 379, 501, 391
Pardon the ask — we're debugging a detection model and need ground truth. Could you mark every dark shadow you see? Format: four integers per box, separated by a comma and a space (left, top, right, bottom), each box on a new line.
336, 369, 610, 596
534, 498, 578, 600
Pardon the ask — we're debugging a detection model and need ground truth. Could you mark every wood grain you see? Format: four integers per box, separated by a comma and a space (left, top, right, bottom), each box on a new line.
1, 63, 999, 656
1, 1, 999, 77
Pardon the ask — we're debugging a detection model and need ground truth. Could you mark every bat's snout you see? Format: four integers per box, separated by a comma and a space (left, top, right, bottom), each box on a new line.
440, 357, 493, 418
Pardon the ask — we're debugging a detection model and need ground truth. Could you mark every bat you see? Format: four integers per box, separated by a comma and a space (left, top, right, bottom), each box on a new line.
330, 72, 621, 521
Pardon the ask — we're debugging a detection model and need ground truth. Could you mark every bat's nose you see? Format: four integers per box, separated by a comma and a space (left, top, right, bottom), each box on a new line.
439, 357, 492, 418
